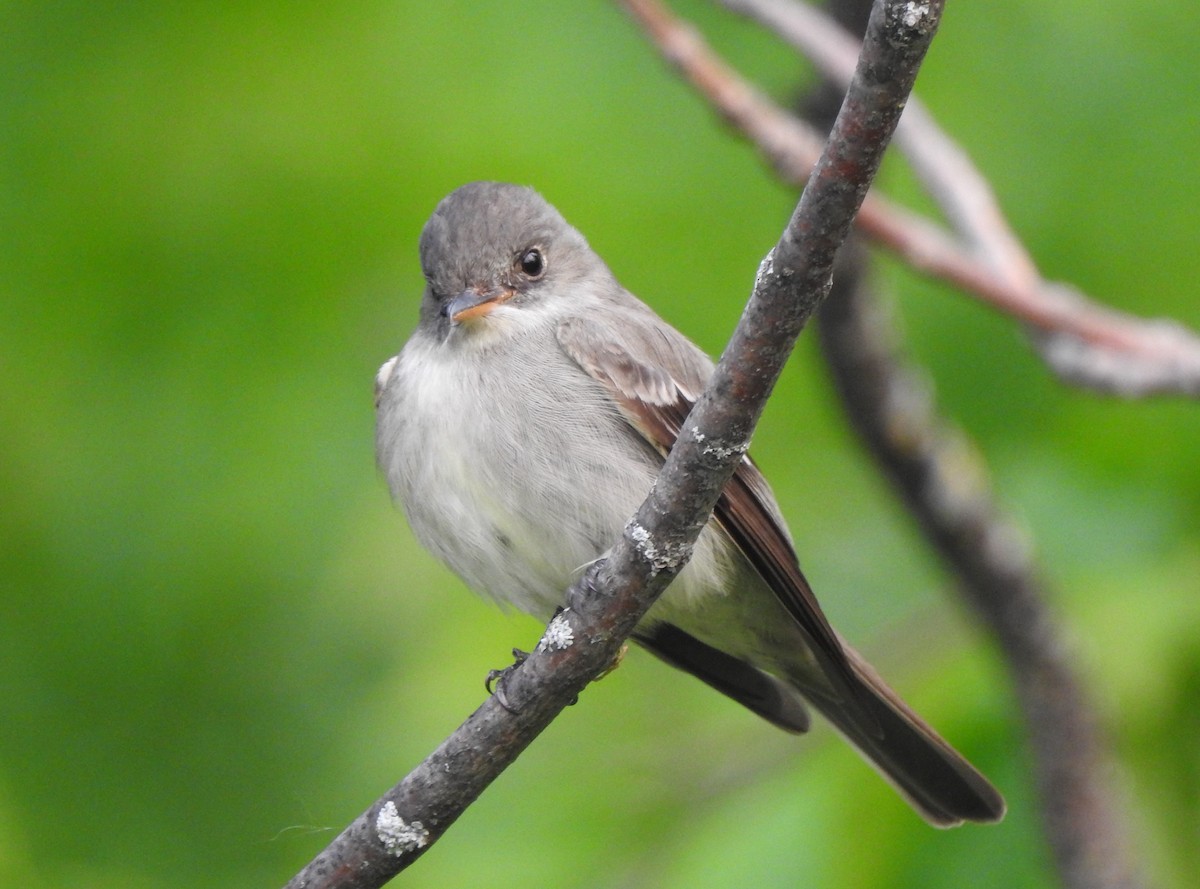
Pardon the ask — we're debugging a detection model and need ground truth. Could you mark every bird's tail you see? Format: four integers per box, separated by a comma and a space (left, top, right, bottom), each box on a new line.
637, 621, 1004, 826
797, 640, 1005, 827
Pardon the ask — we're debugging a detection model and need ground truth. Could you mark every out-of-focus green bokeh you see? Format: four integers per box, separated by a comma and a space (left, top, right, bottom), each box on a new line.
2, 2, 1197, 886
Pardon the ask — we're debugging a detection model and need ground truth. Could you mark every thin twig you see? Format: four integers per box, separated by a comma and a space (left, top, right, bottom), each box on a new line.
623, 0, 1200, 397
283, 2, 944, 886
723, 0, 1040, 286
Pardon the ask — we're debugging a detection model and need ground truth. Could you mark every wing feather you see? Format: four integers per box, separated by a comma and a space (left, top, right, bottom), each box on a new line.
556, 312, 863, 706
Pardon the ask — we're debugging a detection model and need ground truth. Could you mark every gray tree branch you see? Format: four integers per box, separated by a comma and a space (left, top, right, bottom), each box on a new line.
282, 1, 944, 885
799, 0, 1147, 884
817, 248, 1146, 889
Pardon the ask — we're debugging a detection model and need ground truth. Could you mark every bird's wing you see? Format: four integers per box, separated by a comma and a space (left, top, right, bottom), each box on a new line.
557, 312, 1014, 827
633, 621, 810, 733
556, 310, 868, 718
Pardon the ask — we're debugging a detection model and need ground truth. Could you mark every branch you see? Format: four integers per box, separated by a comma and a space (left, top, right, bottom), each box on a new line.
723, 0, 1039, 283
790, 1, 1149, 885
283, 2, 944, 886
816, 248, 1146, 889
625, 0, 1200, 397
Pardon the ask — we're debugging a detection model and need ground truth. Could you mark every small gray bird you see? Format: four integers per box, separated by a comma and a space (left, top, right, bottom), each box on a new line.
375, 181, 1004, 827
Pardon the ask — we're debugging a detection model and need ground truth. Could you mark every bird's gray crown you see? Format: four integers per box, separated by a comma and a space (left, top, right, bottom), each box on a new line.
418, 181, 598, 298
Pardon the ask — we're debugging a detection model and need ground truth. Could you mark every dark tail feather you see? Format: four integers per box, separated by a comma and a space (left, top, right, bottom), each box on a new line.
636, 623, 811, 734
636, 623, 1003, 826
800, 642, 1006, 827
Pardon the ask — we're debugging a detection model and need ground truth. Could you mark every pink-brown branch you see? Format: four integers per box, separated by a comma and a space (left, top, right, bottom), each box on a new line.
622, 0, 1200, 397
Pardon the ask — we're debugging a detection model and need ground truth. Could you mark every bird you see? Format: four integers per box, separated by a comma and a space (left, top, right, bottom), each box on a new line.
374, 181, 1005, 827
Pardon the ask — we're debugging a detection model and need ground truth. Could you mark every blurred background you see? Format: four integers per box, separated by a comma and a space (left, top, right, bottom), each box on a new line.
2, 2, 1197, 887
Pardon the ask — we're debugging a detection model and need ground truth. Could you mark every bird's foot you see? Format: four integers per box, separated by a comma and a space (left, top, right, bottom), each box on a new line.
485, 648, 529, 714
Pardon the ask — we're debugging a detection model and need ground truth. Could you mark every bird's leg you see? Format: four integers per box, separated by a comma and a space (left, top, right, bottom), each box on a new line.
485, 648, 529, 714
485, 605, 626, 712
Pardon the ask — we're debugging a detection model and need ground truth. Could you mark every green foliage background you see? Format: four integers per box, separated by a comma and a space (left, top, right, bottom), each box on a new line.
2, 2, 1197, 887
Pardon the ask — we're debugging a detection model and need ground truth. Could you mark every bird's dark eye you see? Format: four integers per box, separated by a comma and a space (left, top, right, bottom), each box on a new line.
517, 248, 545, 278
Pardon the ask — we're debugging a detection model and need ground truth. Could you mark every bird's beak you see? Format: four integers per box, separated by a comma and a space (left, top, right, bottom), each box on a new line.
443, 287, 515, 323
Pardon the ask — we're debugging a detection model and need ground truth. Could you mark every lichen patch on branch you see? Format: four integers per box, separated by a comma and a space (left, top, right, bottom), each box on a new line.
625, 520, 693, 574
375, 801, 429, 856
537, 610, 576, 652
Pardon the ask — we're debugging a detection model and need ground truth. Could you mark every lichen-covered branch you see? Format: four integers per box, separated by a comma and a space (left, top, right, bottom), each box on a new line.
282, 2, 943, 886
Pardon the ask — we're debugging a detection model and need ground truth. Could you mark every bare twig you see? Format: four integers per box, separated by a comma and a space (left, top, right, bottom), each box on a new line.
623, 0, 1200, 397
723, 0, 1040, 285
817, 249, 1146, 889
283, 2, 944, 886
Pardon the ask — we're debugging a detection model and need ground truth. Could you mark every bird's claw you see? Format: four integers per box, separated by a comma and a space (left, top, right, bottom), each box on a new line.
485, 647, 530, 713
